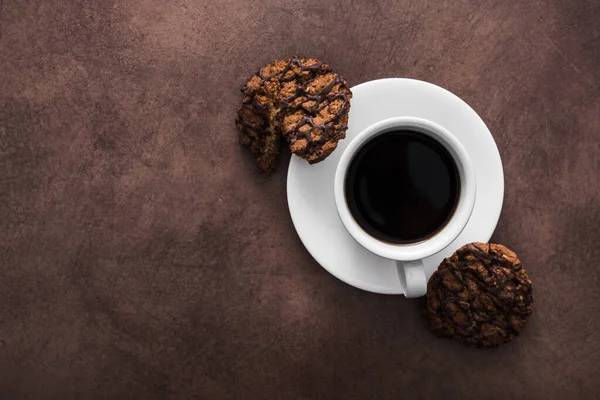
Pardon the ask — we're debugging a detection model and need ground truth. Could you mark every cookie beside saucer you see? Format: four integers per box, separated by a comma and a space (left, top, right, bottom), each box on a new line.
425, 242, 533, 348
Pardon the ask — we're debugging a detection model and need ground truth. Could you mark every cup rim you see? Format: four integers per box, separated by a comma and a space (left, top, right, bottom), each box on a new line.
334, 116, 477, 261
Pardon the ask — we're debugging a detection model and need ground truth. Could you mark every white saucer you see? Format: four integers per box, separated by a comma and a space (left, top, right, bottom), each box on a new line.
286, 78, 504, 294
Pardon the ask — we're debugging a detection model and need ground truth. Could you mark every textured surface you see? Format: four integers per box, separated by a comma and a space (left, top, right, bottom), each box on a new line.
1, 0, 599, 399
426, 243, 533, 348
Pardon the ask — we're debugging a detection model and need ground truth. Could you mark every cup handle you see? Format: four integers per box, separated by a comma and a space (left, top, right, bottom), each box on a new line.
396, 260, 427, 298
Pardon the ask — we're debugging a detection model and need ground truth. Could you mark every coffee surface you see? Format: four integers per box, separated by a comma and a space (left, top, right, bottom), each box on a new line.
345, 130, 459, 244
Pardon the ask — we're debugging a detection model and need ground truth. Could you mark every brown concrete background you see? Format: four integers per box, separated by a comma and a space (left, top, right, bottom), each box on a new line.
1, 0, 599, 399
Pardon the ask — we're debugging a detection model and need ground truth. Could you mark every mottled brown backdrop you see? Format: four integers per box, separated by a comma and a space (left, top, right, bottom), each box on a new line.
1, 0, 599, 399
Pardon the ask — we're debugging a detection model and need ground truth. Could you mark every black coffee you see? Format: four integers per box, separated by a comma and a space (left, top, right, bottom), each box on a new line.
345, 130, 459, 244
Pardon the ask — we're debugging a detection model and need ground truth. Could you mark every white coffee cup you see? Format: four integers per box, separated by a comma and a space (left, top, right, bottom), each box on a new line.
334, 117, 476, 298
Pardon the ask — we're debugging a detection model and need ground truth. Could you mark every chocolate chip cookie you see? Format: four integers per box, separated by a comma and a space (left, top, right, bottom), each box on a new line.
426, 242, 533, 348
236, 57, 352, 173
